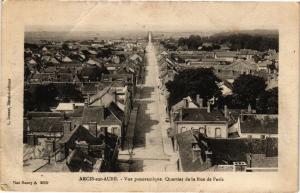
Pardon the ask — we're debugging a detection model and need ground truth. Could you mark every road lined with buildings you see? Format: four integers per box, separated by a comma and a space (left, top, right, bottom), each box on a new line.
129, 33, 178, 172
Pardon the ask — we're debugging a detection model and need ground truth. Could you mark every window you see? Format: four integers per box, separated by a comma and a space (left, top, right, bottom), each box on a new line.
199, 127, 206, 135
215, 128, 221, 138
180, 127, 187, 133
112, 127, 119, 136
100, 127, 108, 133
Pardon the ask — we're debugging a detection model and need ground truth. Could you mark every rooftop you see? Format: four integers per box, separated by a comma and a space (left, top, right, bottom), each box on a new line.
240, 114, 278, 134
174, 108, 227, 123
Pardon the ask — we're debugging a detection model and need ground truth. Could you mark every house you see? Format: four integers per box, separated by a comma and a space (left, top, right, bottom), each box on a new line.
266, 77, 278, 91
101, 73, 136, 95
188, 135, 278, 172
88, 85, 131, 129
173, 98, 228, 141
214, 51, 238, 62
160, 51, 168, 57
81, 102, 124, 138
86, 59, 100, 66
218, 80, 233, 96
176, 130, 212, 171
23, 112, 66, 146
237, 49, 256, 60
55, 103, 84, 112
57, 124, 119, 172
129, 53, 143, 63
229, 113, 278, 139
257, 60, 272, 71
62, 56, 72, 63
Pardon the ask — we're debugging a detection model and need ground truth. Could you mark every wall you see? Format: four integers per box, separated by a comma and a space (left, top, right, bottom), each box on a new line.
176, 122, 228, 138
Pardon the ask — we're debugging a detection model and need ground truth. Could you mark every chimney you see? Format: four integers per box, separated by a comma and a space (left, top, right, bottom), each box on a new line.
84, 100, 88, 108
114, 90, 118, 103
179, 109, 183, 121
87, 94, 90, 105
183, 98, 189, 108
63, 121, 72, 135
207, 101, 211, 113
196, 95, 203, 108
89, 122, 97, 137
224, 105, 228, 119
247, 104, 252, 113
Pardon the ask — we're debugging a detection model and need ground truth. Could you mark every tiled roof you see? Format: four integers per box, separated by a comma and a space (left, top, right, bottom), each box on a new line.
222, 60, 258, 72
27, 111, 64, 117
174, 108, 227, 122
171, 97, 198, 112
82, 106, 104, 124
176, 130, 212, 171
89, 86, 112, 104
240, 114, 278, 134
215, 51, 238, 58
27, 117, 64, 132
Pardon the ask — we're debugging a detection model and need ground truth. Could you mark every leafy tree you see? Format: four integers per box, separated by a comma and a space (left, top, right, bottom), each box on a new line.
177, 35, 203, 50
33, 84, 58, 111
232, 74, 266, 108
58, 84, 84, 102
166, 68, 221, 109
80, 66, 108, 81
256, 87, 278, 114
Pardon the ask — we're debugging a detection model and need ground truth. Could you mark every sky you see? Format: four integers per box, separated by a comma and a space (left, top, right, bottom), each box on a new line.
19, 1, 285, 33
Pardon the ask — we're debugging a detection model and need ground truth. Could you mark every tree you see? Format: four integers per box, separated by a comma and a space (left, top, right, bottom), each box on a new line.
33, 84, 58, 111
256, 87, 278, 114
80, 65, 108, 81
166, 68, 222, 109
232, 74, 266, 108
177, 35, 203, 50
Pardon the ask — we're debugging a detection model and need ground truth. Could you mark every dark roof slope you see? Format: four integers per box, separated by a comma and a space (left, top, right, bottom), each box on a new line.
82, 106, 104, 124
107, 102, 124, 122
176, 130, 212, 171
27, 117, 64, 132
175, 108, 227, 122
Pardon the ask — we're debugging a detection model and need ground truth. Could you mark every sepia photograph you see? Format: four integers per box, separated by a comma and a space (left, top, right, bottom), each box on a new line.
23, 29, 278, 172
1, 1, 298, 192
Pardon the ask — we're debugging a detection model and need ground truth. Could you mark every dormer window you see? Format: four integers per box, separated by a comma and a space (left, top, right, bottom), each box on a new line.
199, 127, 206, 135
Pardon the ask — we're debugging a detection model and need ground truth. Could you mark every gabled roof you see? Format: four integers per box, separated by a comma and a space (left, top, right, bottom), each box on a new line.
86, 59, 100, 66
215, 51, 238, 58
171, 97, 198, 112
107, 102, 124, 122
160, 51, 168, 56
174, 108, 227, 123
82, 106, 104, 124
82, 104, 123, 125
266, 78, 278, 90
130, 53, 142, 61
26, 117, 64, 132
62, 56, 72, 63
89, 86, 112, 104
28, 59, 37, 65
222, 60, 258, 72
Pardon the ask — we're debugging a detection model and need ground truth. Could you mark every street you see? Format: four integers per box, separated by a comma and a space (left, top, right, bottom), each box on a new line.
128, 33, 178, 172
